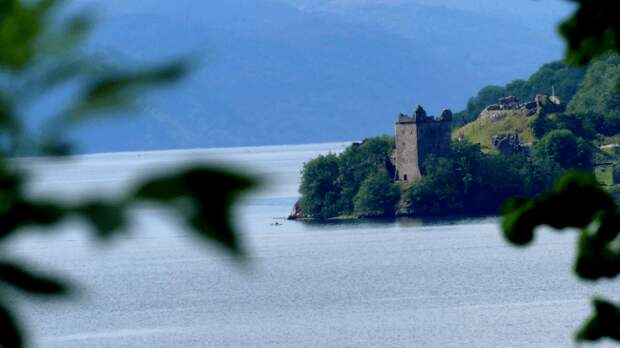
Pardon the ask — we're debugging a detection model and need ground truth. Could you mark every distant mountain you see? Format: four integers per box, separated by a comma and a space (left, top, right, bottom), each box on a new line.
64, 0, 569, 152
281, 0, 569, 90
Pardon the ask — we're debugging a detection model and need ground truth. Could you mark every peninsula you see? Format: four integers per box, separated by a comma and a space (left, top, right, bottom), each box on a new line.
290, 56, 620, 220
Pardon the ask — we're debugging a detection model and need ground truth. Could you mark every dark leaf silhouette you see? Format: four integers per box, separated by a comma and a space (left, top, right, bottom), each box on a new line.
502, 171, 620, 342
502, 171, 614, 245
0, 261, 68, 295
64, 62, 187, 122
560, 1, 620, 66
134, 167, 256, 254
577, 299, 620, 342
0, 303, 22, 348
75, 201, 127, 239
0, 1, 254, 345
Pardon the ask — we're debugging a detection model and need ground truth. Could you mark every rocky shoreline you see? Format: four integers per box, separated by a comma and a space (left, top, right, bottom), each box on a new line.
288, 199, 415, 220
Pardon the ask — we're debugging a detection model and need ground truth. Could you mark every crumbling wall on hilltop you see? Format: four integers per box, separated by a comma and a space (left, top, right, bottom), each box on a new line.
479, 94, 563, 121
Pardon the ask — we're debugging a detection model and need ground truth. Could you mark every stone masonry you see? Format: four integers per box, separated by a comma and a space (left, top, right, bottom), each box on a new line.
394, 105, 452, 183
479, 94, 561, 121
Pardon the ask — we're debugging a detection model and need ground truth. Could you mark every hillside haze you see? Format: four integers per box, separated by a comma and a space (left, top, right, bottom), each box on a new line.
68, 0, 571, 152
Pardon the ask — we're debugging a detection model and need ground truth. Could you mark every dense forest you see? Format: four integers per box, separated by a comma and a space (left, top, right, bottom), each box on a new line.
294, 54, 620, 220
294, 135, 590, 219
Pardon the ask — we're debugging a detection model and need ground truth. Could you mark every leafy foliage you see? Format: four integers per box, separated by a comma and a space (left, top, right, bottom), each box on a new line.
353, 171, 400, 217
299, 154, 341, 219
501, 172, 620, 343
454, 55, 620, 131
133, 167, 254, 253
559, 0, 620, 67
404, 141, 553, 216
502, 2, 620, 343
502, 172, 612, 245
299, 138, 568, 220
567, 54, 620, 118
533, 112, 604, 140
453, 61, 585, 127
577, 299, 620, 341
0, 1, 255, 347
501, 172, 620, 344
531, 129, 593, 170
298, 136, 396, 219
567, 54, 620, 136
336, 136, 395, 214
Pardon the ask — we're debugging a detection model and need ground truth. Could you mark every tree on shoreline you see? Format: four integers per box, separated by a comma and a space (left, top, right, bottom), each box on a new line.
353, 171, 400, 217
297, 138, 565, 219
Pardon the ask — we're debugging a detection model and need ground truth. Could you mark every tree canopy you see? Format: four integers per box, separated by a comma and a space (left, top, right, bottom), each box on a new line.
532, 129, 593, 170
353, 172, 400, 217
297, 137, 568, 220
297, 136, 396, 219
404, 140, 558, 217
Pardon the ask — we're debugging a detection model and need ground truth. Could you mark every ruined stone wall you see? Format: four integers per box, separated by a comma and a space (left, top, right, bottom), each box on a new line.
395, 121, 421, 182
394, 107, 452, 183
415, 120, 451, 174
480, 95, 560, 121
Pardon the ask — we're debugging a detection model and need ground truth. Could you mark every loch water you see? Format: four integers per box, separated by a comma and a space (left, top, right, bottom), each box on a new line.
9, 142, 620, 347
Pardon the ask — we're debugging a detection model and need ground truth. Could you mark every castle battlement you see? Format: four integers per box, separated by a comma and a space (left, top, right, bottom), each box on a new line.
394, 105, 452, 183
397, 105, 453, 124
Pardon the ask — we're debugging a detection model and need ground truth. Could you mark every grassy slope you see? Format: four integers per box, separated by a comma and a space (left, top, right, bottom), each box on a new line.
454, 112, 620, 188
453, 112, 536, 153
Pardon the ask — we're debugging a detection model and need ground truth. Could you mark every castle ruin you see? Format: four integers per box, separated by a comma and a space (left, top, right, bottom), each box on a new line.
394, 105, 452, 183
479, 94, 561, 121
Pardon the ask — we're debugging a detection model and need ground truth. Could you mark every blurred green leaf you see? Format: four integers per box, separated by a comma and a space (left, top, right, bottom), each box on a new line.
134, 167, 256, 254
39, 138, 72, 156
0, 200, 66, 240
0, 0, 47, 70
75, 201, 127, 239
560, 1, 620, 66
543, 172, 614, 229
577, 299, 620, 342
0, 0, 256, 345
0, 261, 67, 296
0, 303, 22, 348
502, 170, 620, 343
575, 227, 620, 280
63, 62, 187, 123
0, 93, 17, 131
501, 198, 537, 246
38, 12, 92, 56
501, 171, 615, 246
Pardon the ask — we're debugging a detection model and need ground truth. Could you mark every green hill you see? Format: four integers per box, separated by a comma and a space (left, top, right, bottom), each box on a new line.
454, 54, 620, 155
452, 61, 585, 127
454, 113, 535, 152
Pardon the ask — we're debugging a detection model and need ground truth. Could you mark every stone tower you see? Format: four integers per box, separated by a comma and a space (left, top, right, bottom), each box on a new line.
394, 105, 452, 182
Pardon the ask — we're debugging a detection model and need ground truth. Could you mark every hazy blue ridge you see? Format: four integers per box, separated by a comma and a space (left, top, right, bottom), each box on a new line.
61, 0, 567, 153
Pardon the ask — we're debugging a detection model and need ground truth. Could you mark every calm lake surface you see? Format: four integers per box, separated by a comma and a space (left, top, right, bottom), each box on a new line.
9, 143, 620, 347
